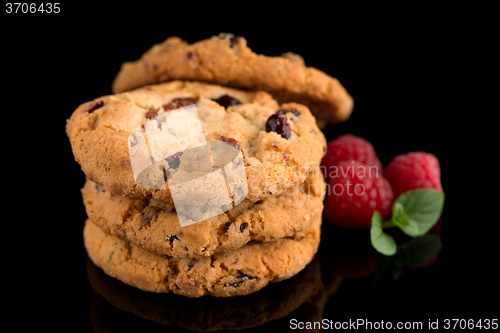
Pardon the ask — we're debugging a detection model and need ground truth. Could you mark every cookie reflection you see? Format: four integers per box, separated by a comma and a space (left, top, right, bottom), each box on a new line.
87, 255, 342, 332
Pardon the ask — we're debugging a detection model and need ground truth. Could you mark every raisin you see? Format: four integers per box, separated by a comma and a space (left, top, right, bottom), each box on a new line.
145, 107, 160, 120
84, 100, 104, 114
163, 97, 199, 111
240, 223, 248, 233
186, 51, 195, 60
165, 151, 183, 169
212, 95, 242, 108
265, 113, 291, 139
223, 222, 233, 234
219, 136, 241, 151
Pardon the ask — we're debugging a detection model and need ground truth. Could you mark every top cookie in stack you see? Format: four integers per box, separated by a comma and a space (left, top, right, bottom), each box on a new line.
112, 33, 353, 127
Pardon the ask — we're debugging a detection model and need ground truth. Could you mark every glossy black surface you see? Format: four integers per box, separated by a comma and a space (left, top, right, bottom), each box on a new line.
3, 6, 495, 332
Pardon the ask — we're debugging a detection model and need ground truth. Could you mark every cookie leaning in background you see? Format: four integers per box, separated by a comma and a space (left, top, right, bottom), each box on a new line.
83, 216, 322, 297
82, 170, 325, 258
66, 81, 326, 202
112, 34, 353, 126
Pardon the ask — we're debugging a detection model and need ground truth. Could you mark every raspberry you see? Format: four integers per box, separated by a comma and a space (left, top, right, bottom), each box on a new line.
323, 160, 394, 228
383, 152, 442, 199
321, 134, 382, 182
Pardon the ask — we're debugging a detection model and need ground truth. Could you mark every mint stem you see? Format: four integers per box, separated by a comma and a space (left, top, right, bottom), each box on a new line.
381, 220, 395, 229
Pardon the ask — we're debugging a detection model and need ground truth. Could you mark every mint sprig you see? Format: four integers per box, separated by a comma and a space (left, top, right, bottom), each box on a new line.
370, 189, 445, 255
370, 211, 397, 256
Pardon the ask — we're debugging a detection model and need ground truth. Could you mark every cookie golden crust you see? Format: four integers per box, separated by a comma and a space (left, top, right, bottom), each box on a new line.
83, 216, 321, 297
112, 34, 353, 125
82, 170, 325, 258
66, 81, 326, 202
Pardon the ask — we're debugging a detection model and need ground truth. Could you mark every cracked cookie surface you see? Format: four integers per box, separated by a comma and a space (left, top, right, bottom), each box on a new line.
83, 216, 321, 297
112, 34, 353, 126
66, 81, 326, 202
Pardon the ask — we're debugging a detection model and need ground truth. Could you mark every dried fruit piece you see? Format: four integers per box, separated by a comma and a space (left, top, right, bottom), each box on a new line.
265, 113, 291, 139
84, 100, 104, 114
165, 151, 183, 169
212, 95, 242, 108
163, 97, 198, 111
145, 107, 160, 120
240, 223, 248, 232
223, 222, 233, 234
219, 136, 241, 150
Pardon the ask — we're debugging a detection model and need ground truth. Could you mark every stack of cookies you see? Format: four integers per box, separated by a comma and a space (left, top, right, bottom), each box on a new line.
66, 34, 353, 297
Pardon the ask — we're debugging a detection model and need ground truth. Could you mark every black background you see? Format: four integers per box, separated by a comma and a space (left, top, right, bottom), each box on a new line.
2, 4, 495, 332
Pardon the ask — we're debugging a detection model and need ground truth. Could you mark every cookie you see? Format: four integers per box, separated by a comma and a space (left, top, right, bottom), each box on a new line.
83, 215, 321, 297
82, 170, 325, 257
86, 255, 323, 331
112, 33, 354, 126
66, 81, 326, 203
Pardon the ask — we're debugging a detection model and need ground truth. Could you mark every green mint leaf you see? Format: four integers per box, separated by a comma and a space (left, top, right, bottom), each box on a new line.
391, 202, 420, 236
370, 211, 397, 256
392, 202, 406, 224
393, 189, 445, 237
395, 234, 442, 266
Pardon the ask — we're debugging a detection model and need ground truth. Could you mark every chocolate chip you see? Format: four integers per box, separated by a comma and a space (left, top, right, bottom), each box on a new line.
212, 95, 242, 108
265, 113, 291, 139
226, 271, 256, 287
163, 97, 199, 111
138, 207, 161, 230
84, 100, 104, 114
224, 281, 244, 288
240, 223, 248, 233
145, 107, 160, 120
223, 222, 233, 234
165, 151, 183, 169
168, 234, 179, 243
